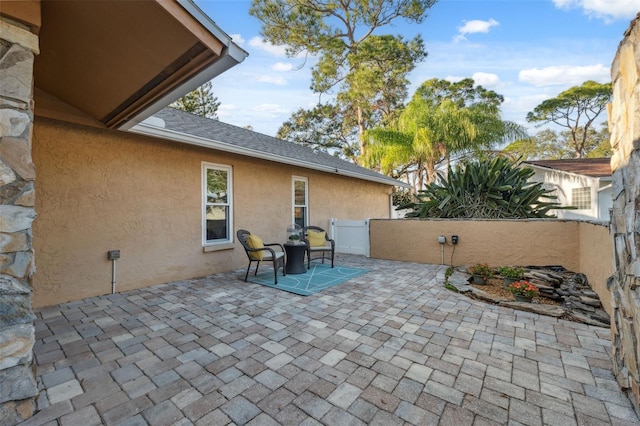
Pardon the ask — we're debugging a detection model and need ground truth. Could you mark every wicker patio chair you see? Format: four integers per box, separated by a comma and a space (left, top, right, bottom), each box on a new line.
237, 229, 286, 284
302, 226, 335, 268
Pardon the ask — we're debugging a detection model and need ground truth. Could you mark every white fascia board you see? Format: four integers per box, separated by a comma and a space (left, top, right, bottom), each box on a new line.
598, 183, 612, 192
129, 123, 408, 188
117, 0, 248, 131
524, 163, 611, 181
177, 0, 248, 63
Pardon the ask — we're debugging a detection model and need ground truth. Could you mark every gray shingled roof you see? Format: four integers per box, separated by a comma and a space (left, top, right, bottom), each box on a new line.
130, 107, 406, 187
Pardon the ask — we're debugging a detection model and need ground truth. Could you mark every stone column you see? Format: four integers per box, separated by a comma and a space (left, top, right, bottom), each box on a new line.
0, 16, 39, 424
609, 13, 640, 412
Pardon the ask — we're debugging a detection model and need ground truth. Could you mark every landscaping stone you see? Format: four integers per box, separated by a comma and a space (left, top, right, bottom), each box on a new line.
446, 265, 611, 327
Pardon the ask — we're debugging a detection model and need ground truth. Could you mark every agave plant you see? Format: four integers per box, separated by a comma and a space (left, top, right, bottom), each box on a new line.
401, 156, 564, 218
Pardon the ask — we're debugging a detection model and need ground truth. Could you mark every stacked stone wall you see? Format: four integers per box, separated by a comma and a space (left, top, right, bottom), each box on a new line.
609, 13, 640, 412
0, 17, 39, 424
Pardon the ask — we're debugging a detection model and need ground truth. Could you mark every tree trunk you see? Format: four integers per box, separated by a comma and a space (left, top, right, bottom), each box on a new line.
357, 105, 365, 161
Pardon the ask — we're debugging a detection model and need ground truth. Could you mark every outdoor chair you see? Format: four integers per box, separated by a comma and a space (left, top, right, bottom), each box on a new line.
302, 226, 335, 268
237, 229, 286, 284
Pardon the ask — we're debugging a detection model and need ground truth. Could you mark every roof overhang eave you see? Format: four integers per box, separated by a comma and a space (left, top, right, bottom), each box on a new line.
117, 0, 248, 131
129, 123, 408, 188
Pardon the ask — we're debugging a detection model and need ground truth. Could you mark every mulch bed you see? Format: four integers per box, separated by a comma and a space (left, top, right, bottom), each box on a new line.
469, 276, 561, 306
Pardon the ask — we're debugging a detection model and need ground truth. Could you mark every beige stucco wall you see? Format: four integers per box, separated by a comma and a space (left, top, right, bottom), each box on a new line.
32, 118, 391, 307
578, 221, 612, 311
370, 219, 612, 312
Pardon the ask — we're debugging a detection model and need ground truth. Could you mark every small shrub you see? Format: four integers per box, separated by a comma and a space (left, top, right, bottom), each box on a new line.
445, 266, 453, 280
507, 280, 539, 298
469, 263, 493, 278
497, 266, 524, 280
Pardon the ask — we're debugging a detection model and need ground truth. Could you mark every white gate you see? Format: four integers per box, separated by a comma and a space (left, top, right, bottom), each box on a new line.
329, 218, 370, 257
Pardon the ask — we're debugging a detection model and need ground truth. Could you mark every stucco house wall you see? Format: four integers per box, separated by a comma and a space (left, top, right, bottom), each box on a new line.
32, 117, 392, 307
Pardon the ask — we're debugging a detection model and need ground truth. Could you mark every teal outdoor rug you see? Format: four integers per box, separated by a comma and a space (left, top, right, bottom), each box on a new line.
246, 263, 368, 296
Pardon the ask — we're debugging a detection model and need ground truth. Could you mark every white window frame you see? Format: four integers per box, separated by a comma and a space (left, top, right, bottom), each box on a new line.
202, 162, 233, 246
571, 186, 591, 210
292, 176, 308, 228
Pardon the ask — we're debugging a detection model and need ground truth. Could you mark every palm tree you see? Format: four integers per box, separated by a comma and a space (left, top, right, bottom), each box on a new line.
363, 95, 479, 191
363, 79, 526, 191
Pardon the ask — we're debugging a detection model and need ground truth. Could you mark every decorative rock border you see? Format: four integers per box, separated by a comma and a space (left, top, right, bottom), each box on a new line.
442, 266, 611, 328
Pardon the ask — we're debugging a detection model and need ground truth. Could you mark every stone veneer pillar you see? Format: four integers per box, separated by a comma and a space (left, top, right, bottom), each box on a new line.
610, 13, 640, 412
0, 16, 39, 424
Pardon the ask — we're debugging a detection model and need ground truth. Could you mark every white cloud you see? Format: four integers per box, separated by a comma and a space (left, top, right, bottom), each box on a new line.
216, 104, 238, 119
454, 18, 499, 42
272, 62, 294, 72
253, 103, 289, 115
441, 73, 500, 88
552, 0, 638, 21
471, 72, 501, 88
229, 34, 245, 47
248, 36, 288, 56
257, 75, 288, 85
518, 64, 610, 87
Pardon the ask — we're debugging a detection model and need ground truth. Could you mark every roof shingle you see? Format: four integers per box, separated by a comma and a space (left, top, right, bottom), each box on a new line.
524, 158, 611, 178
142, 108, 405, 187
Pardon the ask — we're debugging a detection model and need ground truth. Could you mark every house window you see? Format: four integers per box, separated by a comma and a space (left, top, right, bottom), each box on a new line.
571, 187, 591, 210
293, 177, 308, 228
203, 163, 232, 244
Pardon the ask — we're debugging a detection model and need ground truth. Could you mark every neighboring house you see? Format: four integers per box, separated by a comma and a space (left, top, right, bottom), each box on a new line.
18, 3, 405, 308
524, 158, 612, 221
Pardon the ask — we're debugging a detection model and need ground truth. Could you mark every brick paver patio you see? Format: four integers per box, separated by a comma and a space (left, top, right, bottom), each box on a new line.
26, 255, 639, 425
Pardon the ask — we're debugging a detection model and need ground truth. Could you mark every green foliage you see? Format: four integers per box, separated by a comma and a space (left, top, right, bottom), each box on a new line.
507, 281, 539, 298
392, 189, 415, 207
444, 282, 459, 293
171, 81, 220, 119
363, 78, 527, 191
469, 263, 493, 278
526, 80, 612, 158
251, 0, 436, 156
497, 266, 525, 279
402, 156, 563, 218
339, 35, 427, 127
277, 103, 359, 160
503, 123, 611, 161
445, 266, 453, 280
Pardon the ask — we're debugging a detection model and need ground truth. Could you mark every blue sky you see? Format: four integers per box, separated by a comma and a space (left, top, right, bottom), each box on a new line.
194, 0, 637, 137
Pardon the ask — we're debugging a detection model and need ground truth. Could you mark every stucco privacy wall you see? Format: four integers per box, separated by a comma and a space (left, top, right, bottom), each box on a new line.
609, 13, 640, 411
32, 118, 391, 307
370, 219, 612, 313
0, 17, 39, 423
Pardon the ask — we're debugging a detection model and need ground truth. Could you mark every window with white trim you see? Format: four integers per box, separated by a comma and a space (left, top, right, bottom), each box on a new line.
571, 187, 591, 210
292, 176, 308, 228
203, 163, 233, 244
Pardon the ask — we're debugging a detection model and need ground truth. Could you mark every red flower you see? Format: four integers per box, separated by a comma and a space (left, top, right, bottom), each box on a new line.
508, 280, 539, 298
